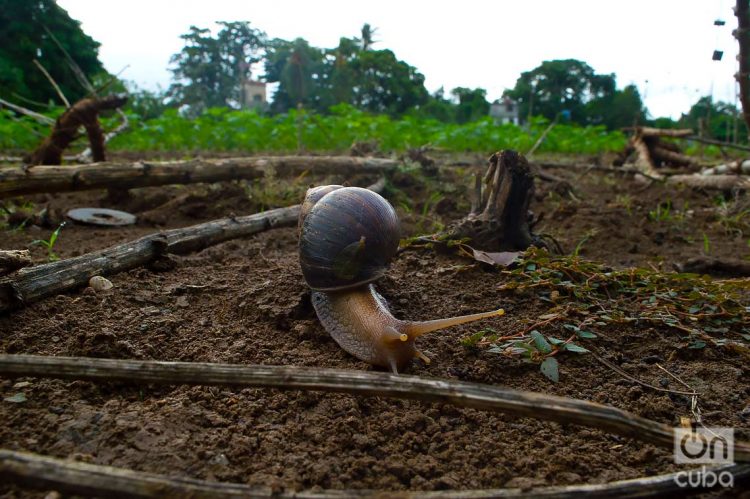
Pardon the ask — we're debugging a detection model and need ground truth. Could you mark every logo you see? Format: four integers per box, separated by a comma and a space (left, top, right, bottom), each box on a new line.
673, 427, 734, 489
674, 427, 734, 464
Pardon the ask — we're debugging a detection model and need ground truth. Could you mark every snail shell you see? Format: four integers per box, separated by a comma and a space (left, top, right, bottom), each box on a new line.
299, 187, 400, 291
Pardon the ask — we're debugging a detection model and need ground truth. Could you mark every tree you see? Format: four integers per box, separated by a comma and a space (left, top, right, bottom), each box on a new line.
264, 37, 327, 113
451, 87, 489, 123
0, 0, 105, 106
348, 49, 428, 115
585, 84, 646, 129
168, 21, 265, 113
504, 59, 616, 124
679, 96, 747, 143
265, 26, 429, 116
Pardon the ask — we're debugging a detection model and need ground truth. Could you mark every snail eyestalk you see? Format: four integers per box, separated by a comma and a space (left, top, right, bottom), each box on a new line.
403, 308, 505, 337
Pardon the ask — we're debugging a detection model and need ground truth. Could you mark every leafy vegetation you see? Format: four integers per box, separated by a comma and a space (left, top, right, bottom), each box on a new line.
0, 105, 626, 154
462, 248, 750, 382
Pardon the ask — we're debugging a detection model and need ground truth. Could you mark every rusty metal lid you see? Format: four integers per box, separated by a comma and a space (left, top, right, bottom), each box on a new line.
67, 208, 136, 226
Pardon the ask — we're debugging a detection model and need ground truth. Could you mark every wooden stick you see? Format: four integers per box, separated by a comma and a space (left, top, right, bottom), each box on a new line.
0, 355, 747, 463
0, 206, 296, 312
623, 127, 694, 138
0, 97, 55, 125
526, 120, 556, 158
32, 59, 70, 108
685, 135, 750, 152
0, 156, 399, 198
0, 178, 385, 312
667, 174, 750, 191
1, 448, 747, 499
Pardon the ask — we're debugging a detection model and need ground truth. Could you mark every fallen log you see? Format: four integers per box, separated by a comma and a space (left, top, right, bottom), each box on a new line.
26, 95, 128, 167
0, 250, 32, 276
675, 256, 750, 277
622, 127, 693, 138
0, 156, 399, 198
666, 174, 750, 191
0, 178, 385, 313
1, 354, 749, 464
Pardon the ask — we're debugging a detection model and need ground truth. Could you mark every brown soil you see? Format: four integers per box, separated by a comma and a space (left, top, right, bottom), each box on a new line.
1, 154, 749, 496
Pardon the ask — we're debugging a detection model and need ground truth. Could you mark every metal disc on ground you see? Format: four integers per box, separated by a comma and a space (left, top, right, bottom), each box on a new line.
67, 208, 136, 226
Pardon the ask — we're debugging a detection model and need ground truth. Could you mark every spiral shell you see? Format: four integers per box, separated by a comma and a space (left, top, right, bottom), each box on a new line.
299, 186, 400, 291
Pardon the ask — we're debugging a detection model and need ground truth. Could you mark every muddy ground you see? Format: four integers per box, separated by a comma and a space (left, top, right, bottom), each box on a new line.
1, 153, 749, 496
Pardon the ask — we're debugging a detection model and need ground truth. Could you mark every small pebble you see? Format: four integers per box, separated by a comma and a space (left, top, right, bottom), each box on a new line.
88, 276, 113, 292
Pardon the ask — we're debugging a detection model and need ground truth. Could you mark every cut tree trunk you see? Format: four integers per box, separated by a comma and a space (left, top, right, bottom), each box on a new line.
447, 150, 545, 250
0, 178, 385, 313
737, 0, 750, 139
25, 95, 128, 167
0, 156, 399, 198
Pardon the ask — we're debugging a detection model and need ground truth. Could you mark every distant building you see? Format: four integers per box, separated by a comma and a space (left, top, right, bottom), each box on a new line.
241, 79, 267, 110
490, 97, 519, 125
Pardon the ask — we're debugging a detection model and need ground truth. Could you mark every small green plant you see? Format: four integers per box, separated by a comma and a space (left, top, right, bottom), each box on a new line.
714, 196, 750, 236
31, 222, 65, 261
572, 228, 598, 257
615, 194, 633, 216
648, 200, 672, 222
702, 232, 711, 255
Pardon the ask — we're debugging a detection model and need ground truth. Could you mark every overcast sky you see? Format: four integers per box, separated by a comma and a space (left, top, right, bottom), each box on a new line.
57, 0, 740, 119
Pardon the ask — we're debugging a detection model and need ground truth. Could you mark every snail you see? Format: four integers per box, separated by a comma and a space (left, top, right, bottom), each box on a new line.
299, 185, 504, 374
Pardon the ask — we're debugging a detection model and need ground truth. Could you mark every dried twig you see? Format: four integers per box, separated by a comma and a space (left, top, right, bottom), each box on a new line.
0, 97, 55, 126
0, 355, 748, 462
1, 448, 747, 499
32, 59, 70, 108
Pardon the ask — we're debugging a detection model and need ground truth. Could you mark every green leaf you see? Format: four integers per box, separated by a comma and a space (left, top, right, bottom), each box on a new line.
689, 340, 707, 349
564, 343, 590, 353
576, 330, 597, 339
525, 263, 537, 272
529, 330, 552, 354
547, 337, 566, 346
540, 357, 559, 383
4, 393, 26, 403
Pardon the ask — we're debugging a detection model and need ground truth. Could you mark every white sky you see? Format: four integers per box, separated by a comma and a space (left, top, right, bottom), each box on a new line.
57, 0, 740, 119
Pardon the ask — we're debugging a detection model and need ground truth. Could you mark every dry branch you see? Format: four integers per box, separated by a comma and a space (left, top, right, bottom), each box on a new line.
0, 156, 399, 198
666, 174, 750, 191
0, 354, 749, 463
0, 206, 297, 312
1, 448, 747, 499
0, 178, 385, 313
0, 97, 55, 125
622, 127, 693, 138
26, 95, 128, 167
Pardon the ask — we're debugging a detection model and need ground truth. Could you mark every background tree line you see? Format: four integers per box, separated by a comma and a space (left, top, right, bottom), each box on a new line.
0, 1, 747, 141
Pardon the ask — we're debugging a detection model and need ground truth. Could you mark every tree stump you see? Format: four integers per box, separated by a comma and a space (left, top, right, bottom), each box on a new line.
447, 150, 546, 251
25, 95, 128, 168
